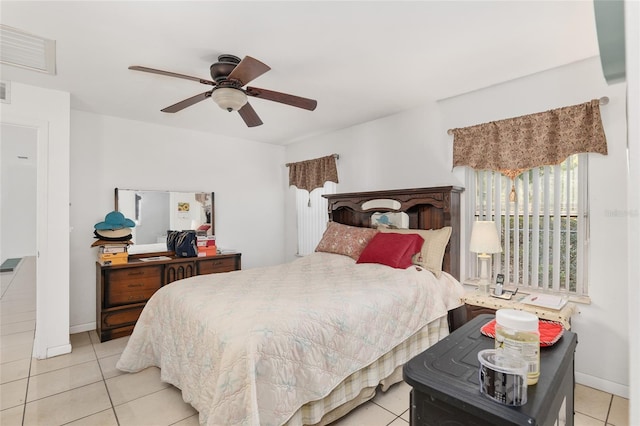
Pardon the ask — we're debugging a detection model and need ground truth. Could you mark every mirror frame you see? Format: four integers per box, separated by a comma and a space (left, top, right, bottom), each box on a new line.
114, 188, 215, 255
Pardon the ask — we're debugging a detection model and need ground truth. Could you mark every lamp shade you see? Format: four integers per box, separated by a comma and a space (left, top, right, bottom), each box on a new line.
211, 87, 247, 112
469, 221, 502, 254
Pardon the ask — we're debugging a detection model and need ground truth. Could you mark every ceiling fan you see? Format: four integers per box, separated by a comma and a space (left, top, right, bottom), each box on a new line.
129, 54, 317, 127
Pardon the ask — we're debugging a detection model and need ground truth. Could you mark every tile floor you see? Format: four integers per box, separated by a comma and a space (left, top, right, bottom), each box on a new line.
1, 257, 631, 426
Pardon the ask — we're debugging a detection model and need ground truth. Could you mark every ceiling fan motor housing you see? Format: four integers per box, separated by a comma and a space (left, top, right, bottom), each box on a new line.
210, 54, 241, 83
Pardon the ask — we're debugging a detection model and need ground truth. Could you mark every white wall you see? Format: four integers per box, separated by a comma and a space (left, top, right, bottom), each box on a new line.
0, 124, 37, 259
0, 82, 72, 358
438, 57, 629, 397
69, 111, 286, 331
285, 57, 631, 397
625, 1, 639, 422
284, 101, 463, 262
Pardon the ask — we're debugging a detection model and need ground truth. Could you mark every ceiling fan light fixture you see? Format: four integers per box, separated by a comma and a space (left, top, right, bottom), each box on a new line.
211, 87, 247, 112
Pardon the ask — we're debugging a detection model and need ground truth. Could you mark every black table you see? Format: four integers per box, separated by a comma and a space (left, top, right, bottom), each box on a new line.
403, 314, 577, 426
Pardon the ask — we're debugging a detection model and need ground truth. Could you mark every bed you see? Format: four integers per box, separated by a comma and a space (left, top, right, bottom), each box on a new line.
117, 186, 465, 426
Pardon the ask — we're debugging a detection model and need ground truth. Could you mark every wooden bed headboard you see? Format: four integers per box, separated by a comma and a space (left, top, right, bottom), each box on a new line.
323, 186, 464, 280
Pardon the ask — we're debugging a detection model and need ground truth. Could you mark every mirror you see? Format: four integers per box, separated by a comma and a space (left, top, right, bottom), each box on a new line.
115, 188, 214, 254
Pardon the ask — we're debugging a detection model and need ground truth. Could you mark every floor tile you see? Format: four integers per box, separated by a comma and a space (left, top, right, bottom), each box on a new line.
0, 303, 36, 316
98, 353, 126, 379
0, 378, 28, 410
0, 310, 36, 325
607, 395, 630, 426
65, 408, 119, 426
400, 409, 409, 422
171, 414, 200, 426
22, 382, 112, 426
330, 401, 397, 426
93, 335, 129, 359
114, 386, 197, 426
88, 329, 101, 345
0, 358, 31, 384
575, 412, 606, 426
71, 331, 94, 348
27, 360, 103, 402
575, 384, 612, 421
0, 342, 32, 364
29, 341, 96, 375
372, 381, 411, 416
1, 319, 36, 336
0, 404, 24, 426
388, 418, 409, 425
0, 330, 34, 349
106, 366, 169, 406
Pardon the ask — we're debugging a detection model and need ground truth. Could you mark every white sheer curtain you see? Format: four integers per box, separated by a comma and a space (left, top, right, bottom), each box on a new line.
295, 181, 336, 256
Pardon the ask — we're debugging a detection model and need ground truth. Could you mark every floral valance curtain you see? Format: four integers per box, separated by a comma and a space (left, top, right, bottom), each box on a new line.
452, 99, 608, 181
288, 154, 339, 193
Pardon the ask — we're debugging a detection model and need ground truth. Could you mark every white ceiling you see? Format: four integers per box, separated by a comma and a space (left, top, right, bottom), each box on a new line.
0, 1, 600, 145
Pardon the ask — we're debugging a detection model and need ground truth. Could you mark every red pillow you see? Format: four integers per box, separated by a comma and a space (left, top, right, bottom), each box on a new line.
356, 233, 424, 269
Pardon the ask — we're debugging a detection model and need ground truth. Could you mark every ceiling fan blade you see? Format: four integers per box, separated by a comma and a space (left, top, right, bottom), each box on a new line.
245, 87, 317, 111
238, 102, 263, 127
129, 66, 216, 86
226, 56, 271, 86
161, 91, 212, 113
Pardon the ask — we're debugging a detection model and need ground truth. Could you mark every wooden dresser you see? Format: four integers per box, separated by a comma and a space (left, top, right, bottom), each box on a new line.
96, 253, 241, 342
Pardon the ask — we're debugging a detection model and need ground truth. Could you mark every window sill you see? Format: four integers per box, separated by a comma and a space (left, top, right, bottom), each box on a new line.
462, 278, 592, 306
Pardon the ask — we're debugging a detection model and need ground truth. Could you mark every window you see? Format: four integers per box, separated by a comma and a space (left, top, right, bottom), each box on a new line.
294, 181, 336, 256
468, 154, 588, 296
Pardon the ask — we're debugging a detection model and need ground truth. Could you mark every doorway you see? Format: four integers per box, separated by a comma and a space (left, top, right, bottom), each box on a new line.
0, 124, 38, 265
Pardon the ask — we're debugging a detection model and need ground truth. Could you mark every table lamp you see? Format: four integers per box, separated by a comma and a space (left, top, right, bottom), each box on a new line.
469, 221, 502, 294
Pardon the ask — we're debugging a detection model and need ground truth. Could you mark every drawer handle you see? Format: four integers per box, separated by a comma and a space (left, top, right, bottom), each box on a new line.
127, 283, 144, 288
127, 271, 145, 276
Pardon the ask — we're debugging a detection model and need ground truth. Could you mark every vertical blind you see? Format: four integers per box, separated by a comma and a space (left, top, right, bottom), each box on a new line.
470, 155, 588, 295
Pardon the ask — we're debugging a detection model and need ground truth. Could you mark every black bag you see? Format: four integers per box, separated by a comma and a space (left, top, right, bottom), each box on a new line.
174, 230, 197, 257
166, 230, 180, 252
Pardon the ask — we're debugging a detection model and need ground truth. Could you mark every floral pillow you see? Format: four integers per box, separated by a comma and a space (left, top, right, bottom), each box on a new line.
315, 222, 378, 260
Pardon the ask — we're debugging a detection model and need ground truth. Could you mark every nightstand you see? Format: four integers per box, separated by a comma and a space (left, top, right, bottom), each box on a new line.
404, 314, 578, 425
464, 290, 577, 329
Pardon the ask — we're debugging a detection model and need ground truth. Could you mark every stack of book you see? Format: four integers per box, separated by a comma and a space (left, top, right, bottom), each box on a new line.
97, 243, 129, 266
197, 235, 217, 257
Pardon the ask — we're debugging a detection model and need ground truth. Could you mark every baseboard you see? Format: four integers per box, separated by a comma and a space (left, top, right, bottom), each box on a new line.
70, 322, 96, 334
36, 343, 72, 359
575, 372, 630, 398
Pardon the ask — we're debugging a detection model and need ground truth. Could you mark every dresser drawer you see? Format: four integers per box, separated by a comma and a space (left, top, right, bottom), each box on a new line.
104, 265, 162, 307
101, 306, 145, 329
197, 256, 238, 275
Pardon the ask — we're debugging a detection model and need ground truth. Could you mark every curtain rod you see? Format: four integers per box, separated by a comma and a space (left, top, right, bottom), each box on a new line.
286, 153, 339, 167
446, 96, 610, 135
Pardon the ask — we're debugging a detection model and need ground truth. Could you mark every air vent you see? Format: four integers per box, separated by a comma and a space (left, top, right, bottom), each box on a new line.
0, 80, 10, 103
0, 25, 56, 75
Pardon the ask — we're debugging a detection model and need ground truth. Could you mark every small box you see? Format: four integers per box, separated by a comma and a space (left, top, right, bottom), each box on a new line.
197, 247, 217, 257
197, 240, 216, 247
98, 252, 128, 261
99, 245, 128, 254
98, 257, 128, 266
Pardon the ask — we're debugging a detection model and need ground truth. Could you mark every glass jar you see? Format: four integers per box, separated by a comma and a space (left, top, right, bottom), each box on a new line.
494, 309, 540, 385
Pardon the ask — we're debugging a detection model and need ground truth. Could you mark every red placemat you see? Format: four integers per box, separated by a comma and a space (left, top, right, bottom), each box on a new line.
481, 318, 564, 347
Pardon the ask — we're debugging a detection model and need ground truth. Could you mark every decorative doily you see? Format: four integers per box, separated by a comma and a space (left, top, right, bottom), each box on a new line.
481, 318, 564, 347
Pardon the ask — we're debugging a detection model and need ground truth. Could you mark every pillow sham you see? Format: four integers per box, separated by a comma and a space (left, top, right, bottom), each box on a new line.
356, 232, 424, 269
315, 222, 378, 260
379, 226, 452, 277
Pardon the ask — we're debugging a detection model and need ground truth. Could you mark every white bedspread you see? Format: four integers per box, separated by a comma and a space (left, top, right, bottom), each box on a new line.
116, 252, 464, 426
